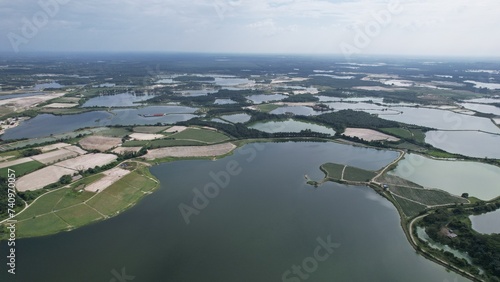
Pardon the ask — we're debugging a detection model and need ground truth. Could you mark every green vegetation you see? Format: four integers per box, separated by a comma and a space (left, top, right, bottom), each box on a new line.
320, 163, 344, 180
389, 186, 468, 206
86, 166, 157, 216
0, 160, 44, 177
420, 206, 500, 280
282, 94, 319, 103
1, 163, 158, 240
97, 127, 131, 137
256, 104, 280, 113
170, 128, 230, 143
133, 126, 170, 133
149, 139, 206, 148
343, 166, 377, 182
319, 162, 376, 183
393, 195, 427, 217
380, 127, 426, 143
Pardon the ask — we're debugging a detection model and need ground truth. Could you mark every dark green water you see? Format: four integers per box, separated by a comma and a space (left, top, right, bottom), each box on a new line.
1, 142, 468, 281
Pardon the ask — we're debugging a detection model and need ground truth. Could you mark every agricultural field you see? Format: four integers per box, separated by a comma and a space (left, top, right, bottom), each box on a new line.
31, 148, 80, 165
170, 127, 230, 143
79, 136, 122, 152
343, 128, 400, 142
389, 186, 468, 206
16, 165, 75, 191
320, 163, 344, 180
133, 126, 170, 133
97, 127, 132, 138
55, 153, 117, 171
149, 139, 206, 148
392, 194, 427, 217
256, 104, 280, 113
0, 160, 44, 177
380, 128, 426, 143
343, 166, 377, 182
4, 163, 157, 239
144, 143, 237, 159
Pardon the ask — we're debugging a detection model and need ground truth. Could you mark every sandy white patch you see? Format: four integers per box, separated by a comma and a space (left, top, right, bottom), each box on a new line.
16, 165, 75, 191
494, 118, 500, 125
343, 128, 400, 142
0, 93, 66, 111
84, 167, 131, 193
144, 143, 236, 160
43, 103, 78, 108
63, 146, 87, 155
129, 133, 165, 141
31, 149, 79, 165
55, 153, 118, 171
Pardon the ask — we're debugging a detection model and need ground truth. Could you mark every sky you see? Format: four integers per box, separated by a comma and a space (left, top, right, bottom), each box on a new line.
1, 0, 499, 57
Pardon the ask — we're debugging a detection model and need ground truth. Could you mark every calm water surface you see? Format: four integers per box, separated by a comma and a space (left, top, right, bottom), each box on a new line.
0, 142, 467, 281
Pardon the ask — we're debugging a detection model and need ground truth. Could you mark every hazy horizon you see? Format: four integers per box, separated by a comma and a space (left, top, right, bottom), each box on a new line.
1, 0, 500, 58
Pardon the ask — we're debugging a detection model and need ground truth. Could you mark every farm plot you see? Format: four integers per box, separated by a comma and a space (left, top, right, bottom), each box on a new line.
0, 157, 32, 169
343, 128, 400, 142
79, 136, 122, 152
129, 133, 165, 141
164, 126, 187, 133
112, 147, 142, 155
133, 126, 170, 133
16, 165, 75, 191
84, 167, 131, 193
31, 148, 79, 165
55, 153, 117, 171
36, 142, 71, 152
170, 127, 230, 143
144, 143, 236, 159
389, 186, 468, 206
43, 103, 78, 108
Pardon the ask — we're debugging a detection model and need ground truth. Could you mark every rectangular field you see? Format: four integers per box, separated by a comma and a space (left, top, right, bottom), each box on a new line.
31, 148, 79, 164
389, 186, 468, 206
55, 204, 103, 227
0, 160, 44, 177
84, 167, 131, 193
170, 128, 230, 143
320, 163, 344, 180
133, 126, 170, 133
55, 153, 117, 171
393, 195, 427, 218
343, 166, 377, 182
144, 143, 236, 159
17, 165, 75, 191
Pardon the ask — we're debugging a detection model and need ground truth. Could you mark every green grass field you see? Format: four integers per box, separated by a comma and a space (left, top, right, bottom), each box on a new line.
389, 186, 468, 206
320, 163, 344, 180
256, 104, 280, 113
97, 127, 131, 137
392, 194, 427, 217
15, 213, 70, 238
122, 140, 150, 147
133, 126, 170, 133
170, 128, 230, 143
0, 160, 44, 177
2, 163, 158, 240
86, 167, 157, 216
343, 166, 377, 182
380, 127, 426, 143
149, 139, 206, 148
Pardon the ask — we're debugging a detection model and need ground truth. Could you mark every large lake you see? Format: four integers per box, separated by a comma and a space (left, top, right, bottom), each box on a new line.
390, 154, 500, 200
380, 106, 500, 133
470, 209, 500, 235
425, 130, 500, 159
1, 106, 198, 140
0, 142, 467, 281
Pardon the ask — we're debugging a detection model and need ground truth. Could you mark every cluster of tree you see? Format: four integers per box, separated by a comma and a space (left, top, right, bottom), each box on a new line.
21, 148, 42, 157
0, 177, 24, 218
299, 109, 400, 132
282, 94, 319, 103
422, 207, 500, 280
